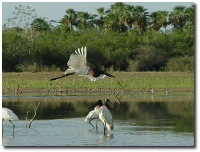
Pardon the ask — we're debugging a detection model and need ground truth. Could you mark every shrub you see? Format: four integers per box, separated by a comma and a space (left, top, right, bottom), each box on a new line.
165, 55, 194, 71
128, 45, 167, 71
2, 23, 194, 72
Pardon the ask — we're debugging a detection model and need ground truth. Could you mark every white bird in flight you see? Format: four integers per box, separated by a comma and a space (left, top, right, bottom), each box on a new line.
2, 107, 19, 135
89, 99, 114, 135
50, 46, 114, 81
84, 98, 113, 129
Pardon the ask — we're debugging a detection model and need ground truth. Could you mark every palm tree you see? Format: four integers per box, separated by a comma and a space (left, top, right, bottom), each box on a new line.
183, 20, 194, 31
184, 4, 194, 23
160, 11, 169, 35
183, 4, 194, 32
31, 18, 49, 32
104, 12, 117, 31
95, 7, 105, 28
122, 4, 135, 33
110, 2, 125, 15
133, 5, 149, 34
111, 2, 125, 32
60, 18, 69, 30
149, 11, 168, 32
77, 11, 94, 29
149, 11, 162, 32
60, 8, 77, 31
169, 6, 186, 30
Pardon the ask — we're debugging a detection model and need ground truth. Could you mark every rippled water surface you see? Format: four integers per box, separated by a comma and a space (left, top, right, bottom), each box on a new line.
2, 94, 194, 146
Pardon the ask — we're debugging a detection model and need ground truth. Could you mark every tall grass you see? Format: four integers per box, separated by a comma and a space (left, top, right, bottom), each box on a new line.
2, 72, 194, 91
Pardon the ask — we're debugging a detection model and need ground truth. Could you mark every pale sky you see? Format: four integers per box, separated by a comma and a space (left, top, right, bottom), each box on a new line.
2, 1, 194, 27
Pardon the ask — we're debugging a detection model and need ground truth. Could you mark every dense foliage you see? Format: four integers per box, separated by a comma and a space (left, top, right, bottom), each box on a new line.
2, 3, 194, 72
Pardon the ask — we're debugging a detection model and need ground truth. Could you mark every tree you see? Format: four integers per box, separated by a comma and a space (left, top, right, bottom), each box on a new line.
122, 4, 135, 33
169, 6, 186, 30
149, 11, 162, 32
111, 2, 126, 32
31, 18, 49, 32
184, 4, 194, 23
133, 5, 149, 34
6, 5, 38, 54
104, 2, 127, 32
160, 11, 169, 33
60, 17, 70, 31
109, 2, 125, 15
183, 4, 194, 32
95, 7, 105, 28
7, 5, 37, 31
60, 8, 77, 31
77, 11, 93, 29
183, 5, 194, 30
149, 11, 168, 32
104, 12, 118, 31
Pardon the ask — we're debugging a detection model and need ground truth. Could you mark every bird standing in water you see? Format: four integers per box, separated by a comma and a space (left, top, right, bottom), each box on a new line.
89, 99, 114, 135
84, 98, 113, 129
50, 46, 114, 81
2, 107, 19, 135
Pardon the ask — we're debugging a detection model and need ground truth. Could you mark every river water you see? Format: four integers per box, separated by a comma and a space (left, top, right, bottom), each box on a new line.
2, 93, 194, 146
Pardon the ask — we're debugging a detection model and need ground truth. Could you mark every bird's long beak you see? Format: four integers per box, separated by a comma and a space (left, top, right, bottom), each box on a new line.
107, 99, 112, 104
88, 103, 97, 109
106, 99, 113, 105
88, 100, 102, 109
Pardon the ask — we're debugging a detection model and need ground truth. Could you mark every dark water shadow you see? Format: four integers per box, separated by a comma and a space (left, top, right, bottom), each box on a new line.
2, 94, 194, 134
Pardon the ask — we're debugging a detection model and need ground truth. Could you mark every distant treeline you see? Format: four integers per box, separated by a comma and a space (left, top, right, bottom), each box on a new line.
2, 3, 194, 72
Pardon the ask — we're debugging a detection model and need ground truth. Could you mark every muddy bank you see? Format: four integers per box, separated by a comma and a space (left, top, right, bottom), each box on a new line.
2, 87, 194, 96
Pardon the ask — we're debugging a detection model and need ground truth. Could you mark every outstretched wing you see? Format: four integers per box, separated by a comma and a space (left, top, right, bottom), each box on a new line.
67, 46, 87, 69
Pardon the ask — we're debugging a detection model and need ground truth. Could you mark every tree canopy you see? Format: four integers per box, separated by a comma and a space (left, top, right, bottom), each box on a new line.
2, 3, 194, 72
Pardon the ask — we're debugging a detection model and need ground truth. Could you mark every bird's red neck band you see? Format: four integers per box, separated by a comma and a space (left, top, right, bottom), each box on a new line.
97, 105, 101, 107
90, 68, 94, 76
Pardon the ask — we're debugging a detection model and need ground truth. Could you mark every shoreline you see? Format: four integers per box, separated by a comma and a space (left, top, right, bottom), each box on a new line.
2, 87, 194, 95
2, 71, 194, 95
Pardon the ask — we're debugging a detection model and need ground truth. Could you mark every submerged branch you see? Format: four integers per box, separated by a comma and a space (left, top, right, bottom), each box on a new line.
28, 102, 40, 128
25, 111, 30, 128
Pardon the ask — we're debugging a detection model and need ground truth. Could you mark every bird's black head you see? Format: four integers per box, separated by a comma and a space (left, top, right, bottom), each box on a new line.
90, 68, 115, 78
105, 99, 112, 108
88, 100, 103, 109
90, 69, 102, 77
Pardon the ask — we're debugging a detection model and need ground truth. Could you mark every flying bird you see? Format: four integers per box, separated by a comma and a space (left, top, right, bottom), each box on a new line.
2, 107, 19, 135
50, 46, 114, 81
89, 99, 114, 135
84, 98, 113, 129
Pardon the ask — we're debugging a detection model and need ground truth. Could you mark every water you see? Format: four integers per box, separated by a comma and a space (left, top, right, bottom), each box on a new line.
2, 94, 194, 146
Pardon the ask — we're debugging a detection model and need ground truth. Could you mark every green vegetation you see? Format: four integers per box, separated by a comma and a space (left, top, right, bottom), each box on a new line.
2, 3, 194, 72
2, 72, 194, 93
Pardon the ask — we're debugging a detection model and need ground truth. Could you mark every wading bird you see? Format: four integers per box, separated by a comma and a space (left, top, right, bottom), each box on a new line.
50, 46, 114, 81
84, 98, 113, 129
2, 107, 19, 135
89, 99, 114, 135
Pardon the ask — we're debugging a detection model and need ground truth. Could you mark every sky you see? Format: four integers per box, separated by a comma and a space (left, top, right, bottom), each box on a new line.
2, 1, 194, 27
